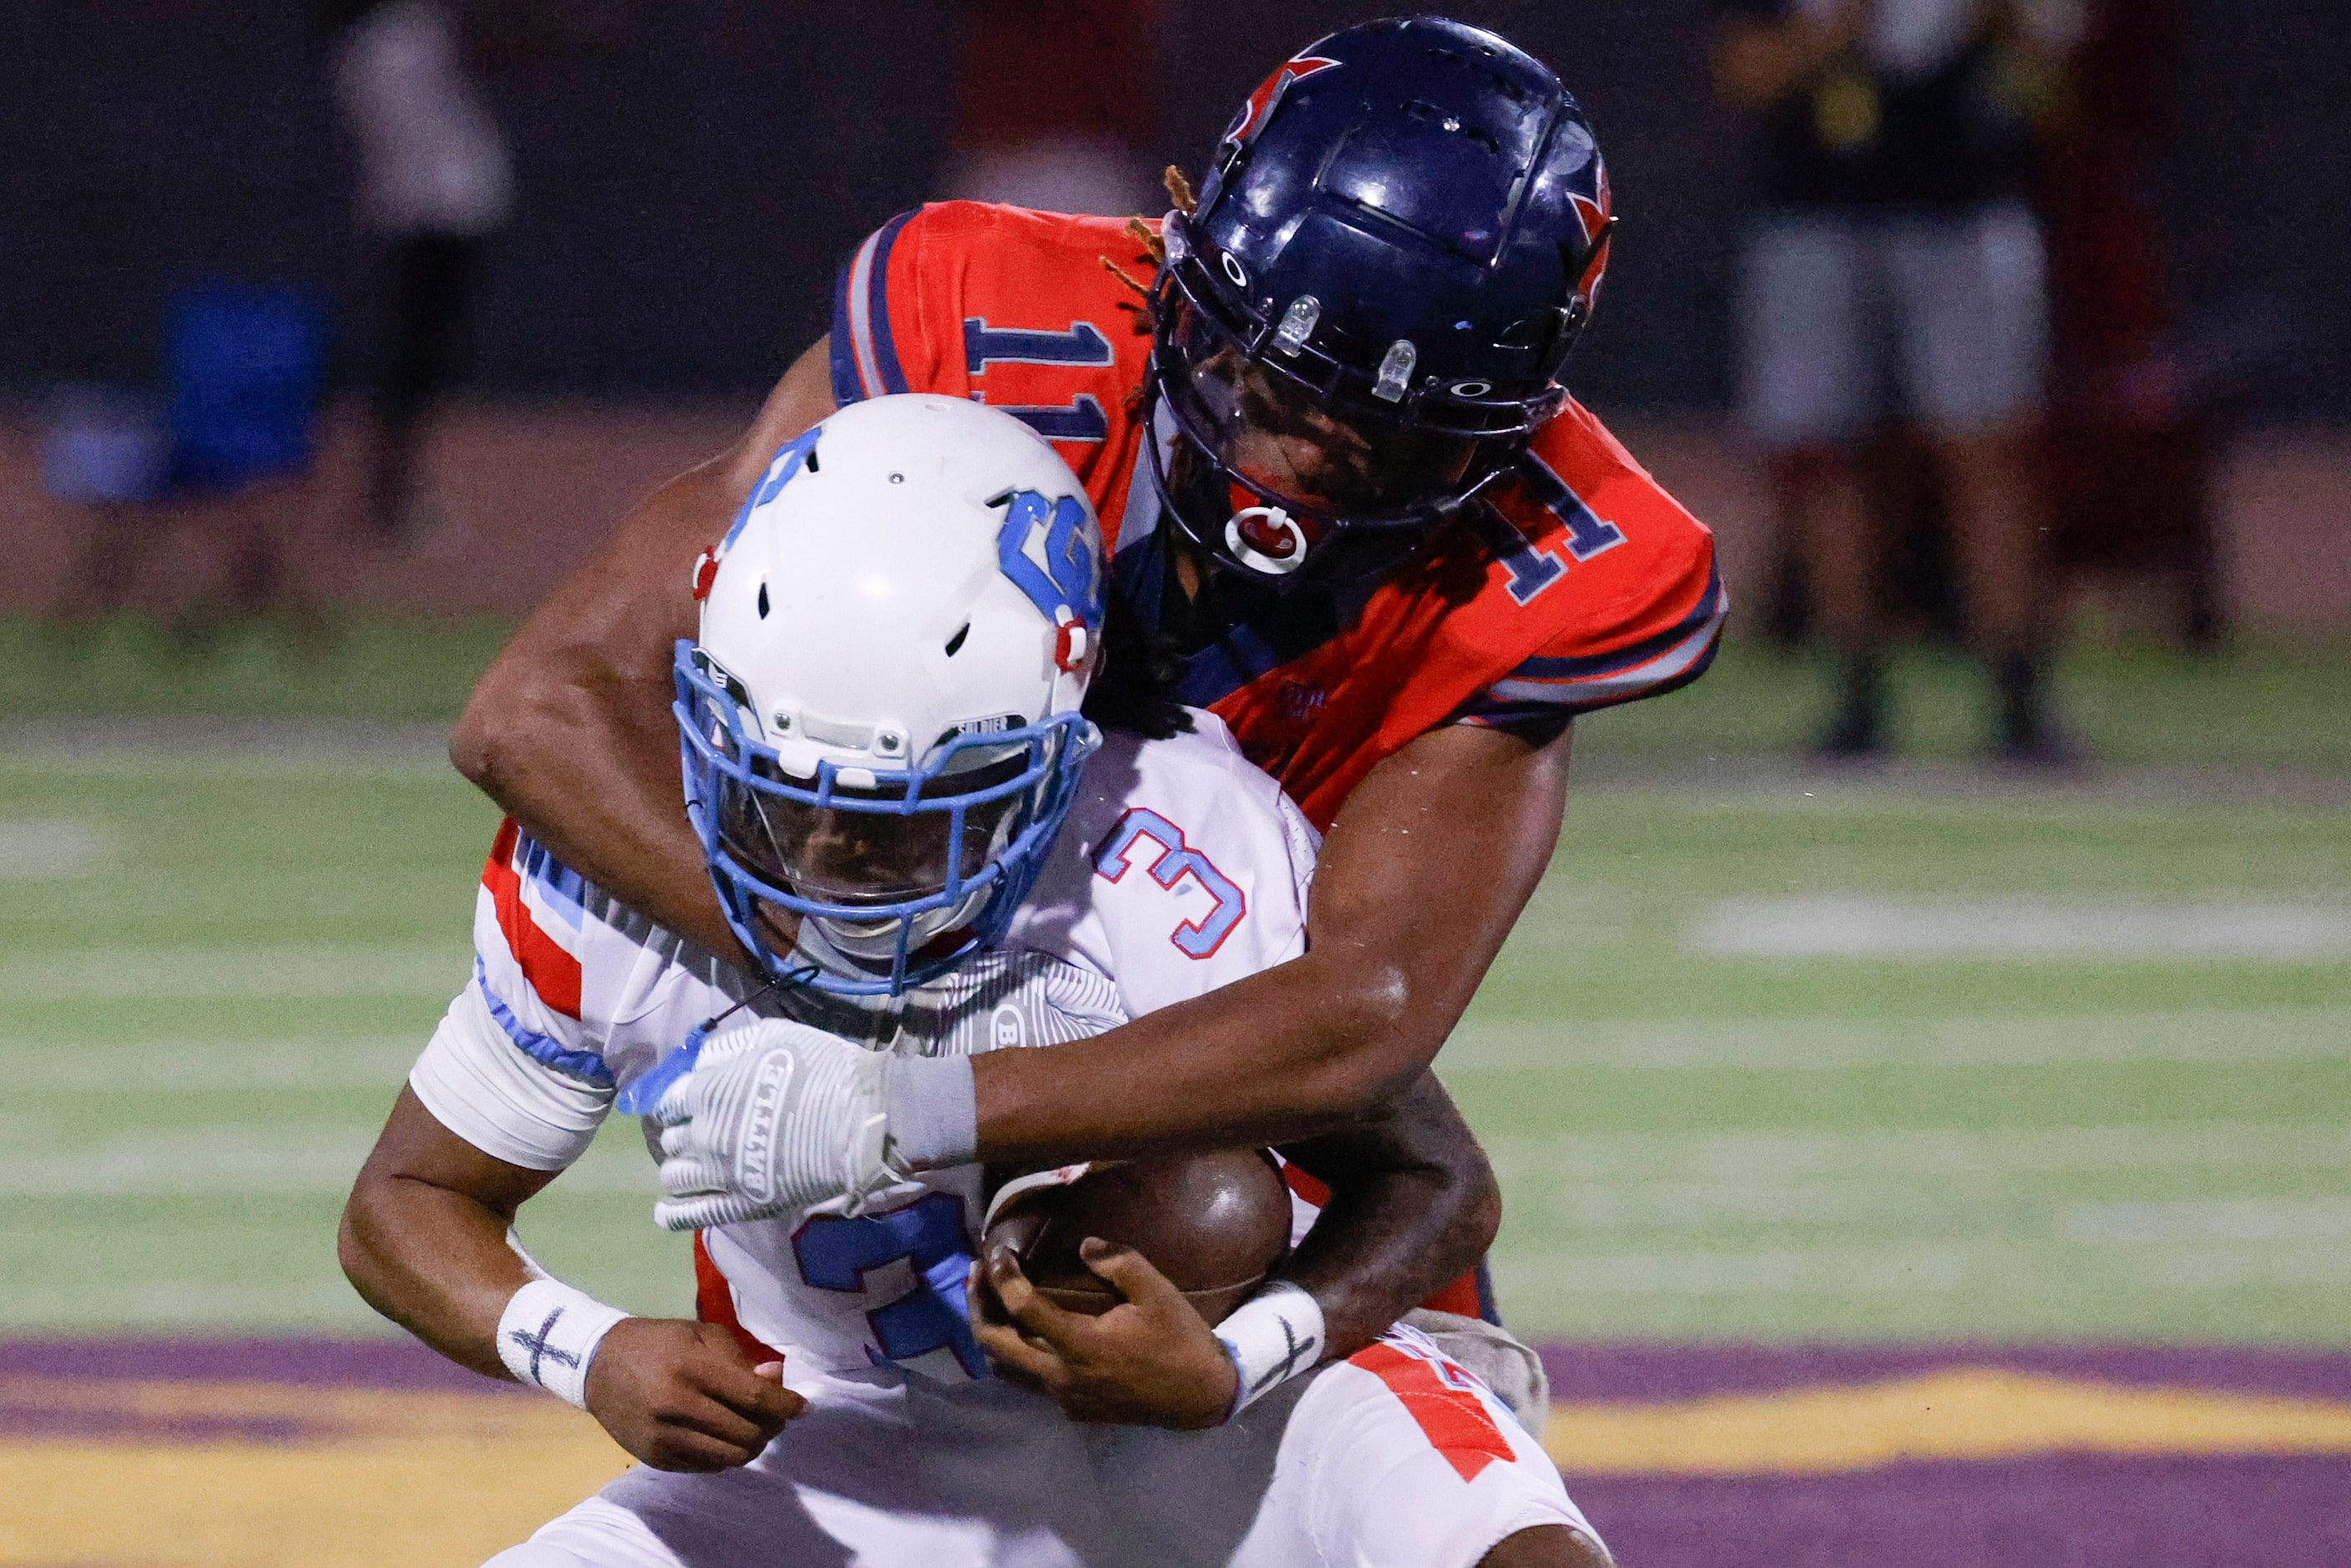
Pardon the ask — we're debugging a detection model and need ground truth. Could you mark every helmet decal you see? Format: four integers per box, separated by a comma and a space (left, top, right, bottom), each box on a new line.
1221, 52, 1341, 151
1565, 147, 1615, 301
994, 489, 1104, 635
719, 426, 821, 554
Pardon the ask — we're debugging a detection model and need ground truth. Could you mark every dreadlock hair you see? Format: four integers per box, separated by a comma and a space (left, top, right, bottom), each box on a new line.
1100, 167, 1198, 402
1080, 579, 1194, 741
1077, 164, 1205, 742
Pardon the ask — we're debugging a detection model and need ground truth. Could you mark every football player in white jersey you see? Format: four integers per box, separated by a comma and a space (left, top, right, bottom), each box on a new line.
340, 397, 1607, 1568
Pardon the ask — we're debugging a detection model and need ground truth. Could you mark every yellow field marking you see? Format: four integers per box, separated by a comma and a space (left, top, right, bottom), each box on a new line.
11, 1370, 2351, 1565
0, 1378, 629, 1568
0, 1374, 583, 1442
1543, 1368, 2351, 1476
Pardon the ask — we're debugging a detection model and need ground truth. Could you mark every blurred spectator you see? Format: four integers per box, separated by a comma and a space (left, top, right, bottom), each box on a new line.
943, 0, 1160, 217
327, 0, 513, 544
42, 285, 328, 642
1715, 0, 2085, 763
2037, 0, 2221, 647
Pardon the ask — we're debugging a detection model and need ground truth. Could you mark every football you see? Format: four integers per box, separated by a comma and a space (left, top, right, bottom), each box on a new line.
981, 1150, 1293, 1326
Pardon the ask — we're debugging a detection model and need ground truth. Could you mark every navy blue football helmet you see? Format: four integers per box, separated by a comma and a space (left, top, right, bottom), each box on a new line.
1148, 17, 1615, 585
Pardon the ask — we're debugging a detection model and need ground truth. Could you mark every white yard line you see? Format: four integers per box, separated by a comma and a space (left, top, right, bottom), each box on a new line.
1499, 1245, 1978, 1296
0, 1036, 425, 1091
2128, 1247, 2351, 1289
0, 1278, 391, 1324
2064, 1196, 2351, 1245
1444, 1006, 2351, 1071
0, 1129, 387, 1196
0, 819, 106, 880
1497, 1238, 2351, 1297
1480, 1122, 2351, 1181
0, 1125, 657, 1196
1570, 755, 2351, 809
0, 718, 454, 768
1686, 896, 2351, 960
0, 945, 472, 1001
1480, 1124, 2351, 1298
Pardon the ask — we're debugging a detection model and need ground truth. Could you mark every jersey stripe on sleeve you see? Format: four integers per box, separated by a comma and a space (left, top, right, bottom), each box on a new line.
479, 819, 585, 1019
1454, 559, 1727, 733
830, 209, 919, 404
473, 956, 614, 1088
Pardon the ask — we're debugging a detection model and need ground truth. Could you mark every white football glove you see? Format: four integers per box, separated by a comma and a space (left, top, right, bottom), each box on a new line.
650, 1019, 922, 1232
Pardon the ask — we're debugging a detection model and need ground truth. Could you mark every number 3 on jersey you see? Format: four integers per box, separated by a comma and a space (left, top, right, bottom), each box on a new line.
793, 1193, 985, 1377
1093, 808, 1246, 959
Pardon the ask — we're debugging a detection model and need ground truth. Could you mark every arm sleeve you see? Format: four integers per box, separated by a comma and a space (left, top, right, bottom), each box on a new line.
407, 821, 615, 1171
408, 977, 612, 1171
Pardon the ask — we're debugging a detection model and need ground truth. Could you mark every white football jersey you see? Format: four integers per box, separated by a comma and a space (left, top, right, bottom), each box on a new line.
410, 711, 1318, 1390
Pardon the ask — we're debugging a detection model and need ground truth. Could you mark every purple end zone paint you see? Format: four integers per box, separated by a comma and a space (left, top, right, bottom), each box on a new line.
1534, 1344, 2351, 1568
1573, 1454, 2351, 1568
0, 1336, 518, 1393
1539, 1342, 2351, 1404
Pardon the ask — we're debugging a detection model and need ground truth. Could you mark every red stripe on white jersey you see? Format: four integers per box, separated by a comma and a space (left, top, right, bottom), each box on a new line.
1349, 1336, 1517, 1483
480, 818, 584, 1020
695, 1232, 787, 1367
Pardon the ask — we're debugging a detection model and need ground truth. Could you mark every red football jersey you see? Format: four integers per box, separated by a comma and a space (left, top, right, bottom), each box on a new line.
832, 201, 1724, 831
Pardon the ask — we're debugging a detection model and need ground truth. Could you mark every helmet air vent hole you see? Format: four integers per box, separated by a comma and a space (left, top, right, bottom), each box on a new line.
1220, 251, 1248, 289
756, 582, 771, 619
945, 623, 970, 657
889, 473, 905, 485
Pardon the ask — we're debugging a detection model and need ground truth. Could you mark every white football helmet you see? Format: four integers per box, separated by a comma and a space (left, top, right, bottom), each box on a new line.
675, 394, 1105, 994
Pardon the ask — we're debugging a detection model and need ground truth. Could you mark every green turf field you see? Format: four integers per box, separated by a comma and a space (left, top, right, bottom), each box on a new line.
0, 621, 2343, 1342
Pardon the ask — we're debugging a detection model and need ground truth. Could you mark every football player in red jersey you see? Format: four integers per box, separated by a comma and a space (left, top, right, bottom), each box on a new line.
453, 19, 1722, 1304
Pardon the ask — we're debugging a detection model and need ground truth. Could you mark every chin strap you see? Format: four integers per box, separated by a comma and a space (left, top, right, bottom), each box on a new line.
614, 967, 798, 1118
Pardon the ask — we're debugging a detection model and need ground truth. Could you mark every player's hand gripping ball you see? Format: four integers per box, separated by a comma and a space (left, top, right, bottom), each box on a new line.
971, 1151, 1292, 1429
650, 1019, 921, 1231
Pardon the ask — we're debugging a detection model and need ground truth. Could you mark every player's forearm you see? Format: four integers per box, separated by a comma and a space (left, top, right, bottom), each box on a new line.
971, 948, 1441, 1163
1276, 1074, 1502, 1358
453, 341, 837, 959
971, 725, 1571, 1165
339, 1172, 533, 1381
340, 1089, 569, 1382
457, 654, 738, 959
450, 473, 746, 960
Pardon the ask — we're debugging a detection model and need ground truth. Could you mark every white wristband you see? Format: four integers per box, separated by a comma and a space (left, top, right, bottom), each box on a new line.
496, 1278, 630, 1409
1213, 1281, 1327, 1419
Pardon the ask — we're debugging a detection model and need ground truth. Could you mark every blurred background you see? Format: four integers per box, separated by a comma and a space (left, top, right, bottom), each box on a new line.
1, 2, 2345, 1565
